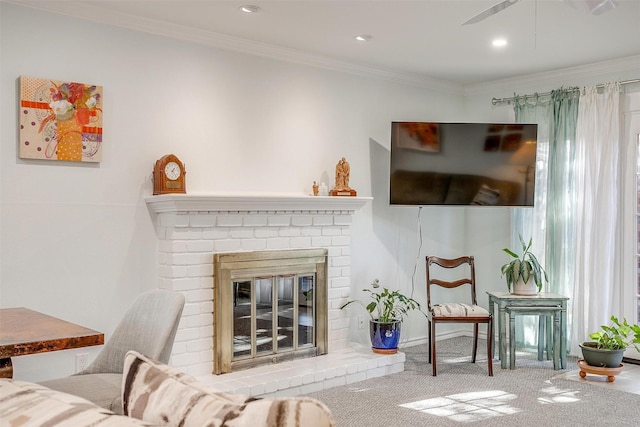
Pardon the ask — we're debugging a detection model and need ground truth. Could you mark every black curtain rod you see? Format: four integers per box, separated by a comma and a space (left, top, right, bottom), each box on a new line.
491, 78, 640, 106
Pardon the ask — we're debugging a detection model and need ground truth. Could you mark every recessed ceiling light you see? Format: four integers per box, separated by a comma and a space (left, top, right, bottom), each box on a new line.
239, 5, 261, 13
492, 38, 507, 47
355, 35, 372, 42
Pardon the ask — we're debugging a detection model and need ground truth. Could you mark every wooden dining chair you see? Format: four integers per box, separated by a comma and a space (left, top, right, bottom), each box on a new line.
426, 256, 493, 376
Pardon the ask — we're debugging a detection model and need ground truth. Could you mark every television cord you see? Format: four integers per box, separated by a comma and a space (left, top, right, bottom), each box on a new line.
410, 206, 423, 299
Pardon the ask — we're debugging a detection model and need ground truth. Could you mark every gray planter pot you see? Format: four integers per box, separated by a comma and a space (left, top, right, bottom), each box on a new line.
579, 342, 624, 368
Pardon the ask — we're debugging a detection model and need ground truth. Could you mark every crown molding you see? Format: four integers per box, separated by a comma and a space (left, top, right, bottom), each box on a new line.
464, 55, 640, 97
9, 1, 462, 94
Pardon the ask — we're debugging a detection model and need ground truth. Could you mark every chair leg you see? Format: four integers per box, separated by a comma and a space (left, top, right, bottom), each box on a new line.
472, 323, 479, 363
431, 321, 437, 376
428, 320, 432, 364
487, 319, 493, 376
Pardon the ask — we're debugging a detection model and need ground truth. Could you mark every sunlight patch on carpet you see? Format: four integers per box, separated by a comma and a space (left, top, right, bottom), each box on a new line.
537, 386, 581, 404
399, 390, 519, 423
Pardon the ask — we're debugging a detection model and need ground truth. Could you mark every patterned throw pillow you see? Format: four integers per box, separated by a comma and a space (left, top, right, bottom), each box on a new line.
0, 379, 150, 426
122, 350, 335, 427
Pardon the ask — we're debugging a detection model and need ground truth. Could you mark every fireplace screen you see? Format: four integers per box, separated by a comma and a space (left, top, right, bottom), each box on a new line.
214, 249, 327, 374
233, 274, 315, 357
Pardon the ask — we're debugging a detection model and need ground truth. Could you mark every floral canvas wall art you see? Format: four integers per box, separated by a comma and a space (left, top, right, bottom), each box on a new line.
19, 76, 103, 162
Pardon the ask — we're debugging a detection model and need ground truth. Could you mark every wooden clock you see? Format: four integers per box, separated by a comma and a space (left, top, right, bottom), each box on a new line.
153, 154, 186, 195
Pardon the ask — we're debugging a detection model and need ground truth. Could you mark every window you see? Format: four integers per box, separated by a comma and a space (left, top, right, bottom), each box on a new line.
636, 134, 640, 322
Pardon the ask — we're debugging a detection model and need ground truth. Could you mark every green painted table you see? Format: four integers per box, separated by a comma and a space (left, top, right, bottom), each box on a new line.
487, 291, 569, 369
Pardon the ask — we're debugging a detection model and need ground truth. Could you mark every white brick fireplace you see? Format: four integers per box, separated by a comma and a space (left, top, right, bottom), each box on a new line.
145, 193, 404, 397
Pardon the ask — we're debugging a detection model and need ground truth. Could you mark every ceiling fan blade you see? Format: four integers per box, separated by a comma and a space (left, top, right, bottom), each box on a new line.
462, 0, 520, 25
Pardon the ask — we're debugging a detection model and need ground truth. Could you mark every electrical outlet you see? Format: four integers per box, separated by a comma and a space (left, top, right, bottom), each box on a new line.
358, 315, 365, 330
76, 353, 89, 373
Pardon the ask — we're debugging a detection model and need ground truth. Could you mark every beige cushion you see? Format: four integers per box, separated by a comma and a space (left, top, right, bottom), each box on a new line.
122, 350, 335, 427
40, 372, 124, 414
432, 303, 489, 317
0, 378, 149, 426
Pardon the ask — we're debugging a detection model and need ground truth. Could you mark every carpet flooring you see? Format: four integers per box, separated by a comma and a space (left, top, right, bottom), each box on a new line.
305, 337, 639, 426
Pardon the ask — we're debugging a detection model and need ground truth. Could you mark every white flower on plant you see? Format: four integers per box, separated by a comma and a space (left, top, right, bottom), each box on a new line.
85, 96, 97, 108
49, 99, 74, 119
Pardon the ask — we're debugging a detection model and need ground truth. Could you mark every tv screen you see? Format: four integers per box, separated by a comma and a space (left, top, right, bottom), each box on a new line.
390, 122, 538, 206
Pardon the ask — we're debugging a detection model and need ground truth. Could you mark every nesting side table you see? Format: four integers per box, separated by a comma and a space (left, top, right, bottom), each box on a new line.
487, 291, 569, 370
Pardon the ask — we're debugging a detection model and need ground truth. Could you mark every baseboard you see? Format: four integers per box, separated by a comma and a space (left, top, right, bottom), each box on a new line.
400, 330, 484, 349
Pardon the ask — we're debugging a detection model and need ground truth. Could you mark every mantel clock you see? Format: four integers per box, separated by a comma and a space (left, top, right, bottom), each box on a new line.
153, 154, 186, 195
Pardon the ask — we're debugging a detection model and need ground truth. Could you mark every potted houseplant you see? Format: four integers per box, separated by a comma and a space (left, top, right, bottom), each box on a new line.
340, 279, 425, 354
500, 235, 548, 295
579, 316, 640, 368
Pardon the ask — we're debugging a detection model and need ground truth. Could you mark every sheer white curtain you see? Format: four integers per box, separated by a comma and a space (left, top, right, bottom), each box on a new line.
570, 83, 622, 355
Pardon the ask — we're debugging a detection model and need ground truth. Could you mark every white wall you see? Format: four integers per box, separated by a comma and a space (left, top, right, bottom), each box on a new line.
0, 3, 491, 382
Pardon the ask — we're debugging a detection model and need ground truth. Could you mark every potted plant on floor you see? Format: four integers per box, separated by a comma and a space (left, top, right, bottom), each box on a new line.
340, 279, 425, 354
579, 315, 640, 368
501, 235, 548, 295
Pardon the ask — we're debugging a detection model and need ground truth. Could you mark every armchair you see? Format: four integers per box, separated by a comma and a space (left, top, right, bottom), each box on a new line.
40, 289, 185, 414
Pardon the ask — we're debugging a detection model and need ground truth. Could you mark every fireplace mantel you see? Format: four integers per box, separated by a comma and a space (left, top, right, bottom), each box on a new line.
142, 191, 400, 392
145, 193, 372, 214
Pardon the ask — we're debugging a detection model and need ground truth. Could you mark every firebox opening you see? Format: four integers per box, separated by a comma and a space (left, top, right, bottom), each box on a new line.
213, 249, 328, 374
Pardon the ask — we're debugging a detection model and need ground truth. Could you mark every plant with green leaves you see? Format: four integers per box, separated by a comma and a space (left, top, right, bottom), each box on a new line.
340, 279, 425, 322
500, 235, 548, 292
588, 315, 640, 351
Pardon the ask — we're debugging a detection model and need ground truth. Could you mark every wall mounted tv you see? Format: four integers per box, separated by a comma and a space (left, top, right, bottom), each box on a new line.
390, 122, 538, 207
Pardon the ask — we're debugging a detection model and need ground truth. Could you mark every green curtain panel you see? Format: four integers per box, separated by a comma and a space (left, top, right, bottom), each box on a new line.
512, 88, 579, 350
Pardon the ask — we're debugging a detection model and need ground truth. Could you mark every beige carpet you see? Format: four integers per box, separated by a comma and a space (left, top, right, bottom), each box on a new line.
305, 337, 639, 426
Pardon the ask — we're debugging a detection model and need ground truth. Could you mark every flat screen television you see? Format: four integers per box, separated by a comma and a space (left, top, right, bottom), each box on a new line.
390, 122, 538, 206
